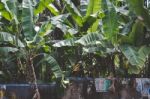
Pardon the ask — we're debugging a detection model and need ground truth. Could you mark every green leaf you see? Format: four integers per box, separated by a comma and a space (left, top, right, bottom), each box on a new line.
0, 47, 18, 56
82, 13, 103, 32
75, 33, 103, 46
22, 0, 35, 41
118, 19, 144, 46
121, 45, 141, 66
34, 0, 54, 15
86, 0, 101, 16
80, 0, 88, 15
64, 0, 83, 27
53, 38, 78, 47
120, 20, 134, 35
120, 45, 150, 68
39, 54, 63, 78
83, 46, 106, 53
0, 1, 12, 21
51, 14, 78, 34
46, 3, 59, 15
128, 20, 144, 46
126, 0, 143, 15
127, 0, 150, 29
85, 0, 102, 32
0, 10, 12, 21
128, 65, 141, 74
0, 32, 24, 47
138, 46, 150, 64
6, 0, 18, 23
51, 14, 70, 24
34, 1, 45, 15
33, 22, 52, 44
102, 0, 119, 43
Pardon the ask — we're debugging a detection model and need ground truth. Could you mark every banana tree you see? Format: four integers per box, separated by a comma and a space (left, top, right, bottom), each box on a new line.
0, 0, 63, 84
52, 0, 150, 76
1, 0, 150, 83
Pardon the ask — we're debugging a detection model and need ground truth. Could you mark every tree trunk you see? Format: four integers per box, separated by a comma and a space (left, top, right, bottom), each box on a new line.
26, 54, 40, 99
147, 55, 150, 77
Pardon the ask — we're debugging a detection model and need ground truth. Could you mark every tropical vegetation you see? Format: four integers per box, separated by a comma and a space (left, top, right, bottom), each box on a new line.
0, 0, 150, 85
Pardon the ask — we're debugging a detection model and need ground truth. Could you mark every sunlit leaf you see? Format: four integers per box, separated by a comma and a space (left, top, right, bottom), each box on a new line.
76, 33, 103, 46
34, 0, 54, 15
0, 1, 12, 21
53, 38, 78, 47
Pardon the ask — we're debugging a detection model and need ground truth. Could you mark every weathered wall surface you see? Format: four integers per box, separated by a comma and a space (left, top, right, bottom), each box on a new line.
62, 78, 146, 99
0, 78, 149, 99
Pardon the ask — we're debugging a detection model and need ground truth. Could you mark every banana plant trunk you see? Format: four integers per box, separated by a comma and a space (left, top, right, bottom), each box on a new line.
26, 54, 40, 99
147, 56, 150, 77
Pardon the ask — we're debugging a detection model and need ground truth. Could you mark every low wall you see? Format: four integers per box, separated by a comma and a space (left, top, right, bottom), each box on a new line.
62, 78, 150, 99
0, 84, 58, 99
0, 78, 150, 99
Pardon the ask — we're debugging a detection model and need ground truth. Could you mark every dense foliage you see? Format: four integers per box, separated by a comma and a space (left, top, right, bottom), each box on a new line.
0, 0, 150, 83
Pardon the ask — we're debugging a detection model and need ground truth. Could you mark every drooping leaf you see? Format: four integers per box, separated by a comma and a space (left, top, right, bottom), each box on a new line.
0, 47, 18, 56
120, 45, 150, 68
138, 46, 150, 63
53, 38, 78, 47
120, 45, 141, 66
0, 32, 24, 47
75, 33, 103, 46
39, 54, 63, 78
83, 46, 106, 53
